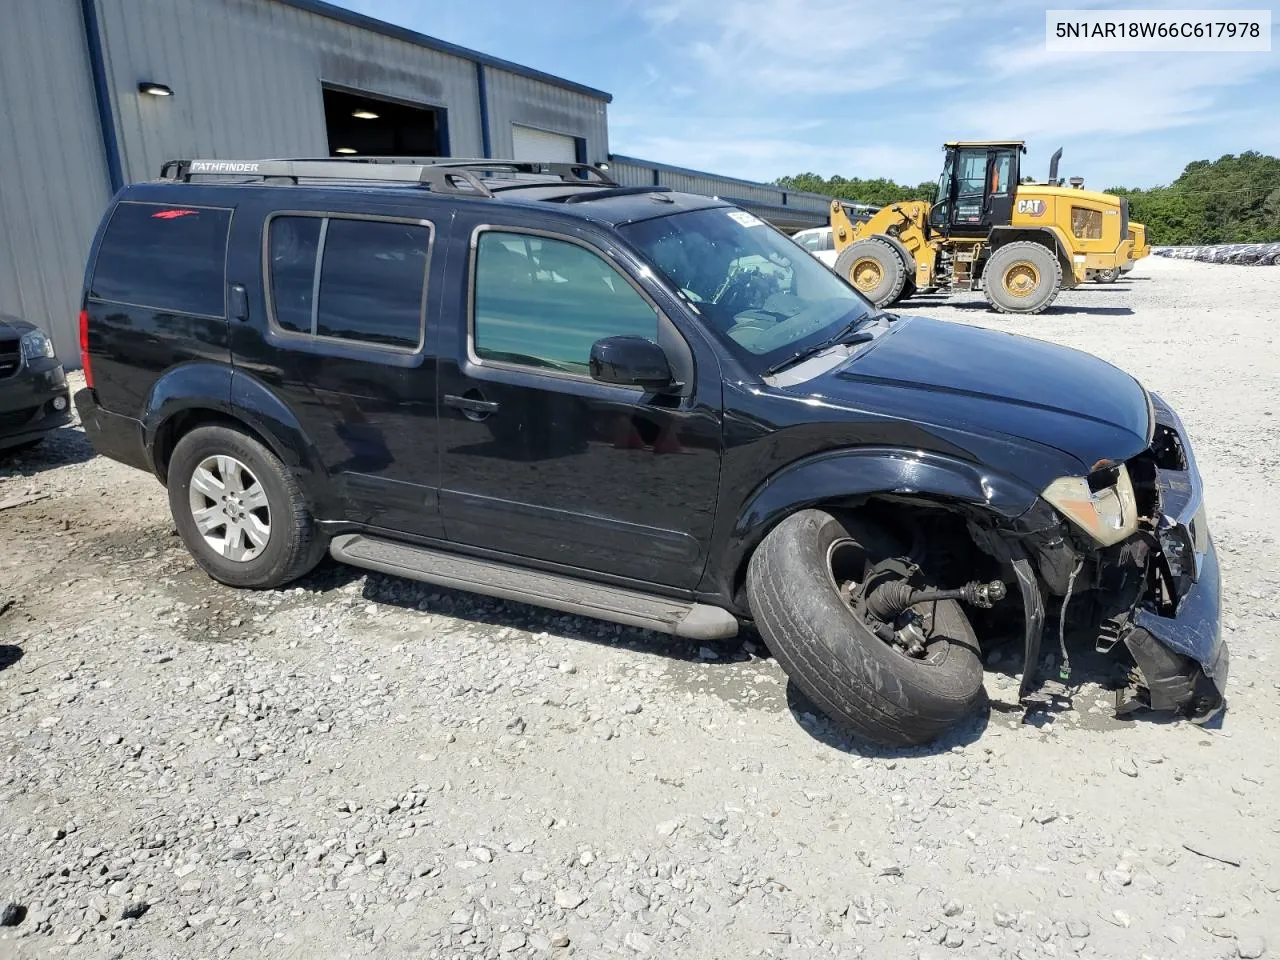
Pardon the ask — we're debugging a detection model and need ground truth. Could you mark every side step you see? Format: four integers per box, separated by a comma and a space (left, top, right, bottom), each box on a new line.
329, 534, 739, 640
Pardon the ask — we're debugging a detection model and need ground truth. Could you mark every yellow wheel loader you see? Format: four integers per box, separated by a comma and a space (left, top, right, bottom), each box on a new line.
1120, 222, 1151, 275
829, 142, 1130, 314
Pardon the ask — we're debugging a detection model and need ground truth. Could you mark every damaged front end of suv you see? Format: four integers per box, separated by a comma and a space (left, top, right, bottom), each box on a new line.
990, 393, 1226, 721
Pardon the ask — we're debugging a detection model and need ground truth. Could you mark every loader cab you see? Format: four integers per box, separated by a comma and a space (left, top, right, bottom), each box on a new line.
929, 141, 1024, 237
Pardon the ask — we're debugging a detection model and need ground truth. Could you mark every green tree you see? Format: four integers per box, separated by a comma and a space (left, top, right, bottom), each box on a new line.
776, 173, 935, 207
1106, 151, 1280, 245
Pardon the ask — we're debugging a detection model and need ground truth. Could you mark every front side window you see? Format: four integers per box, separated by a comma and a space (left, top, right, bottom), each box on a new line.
472, 231, 658, 374
621, 207, 871, 370
92, 201, 231, 315
954, 149, 988, 222
266, 215, 431, 348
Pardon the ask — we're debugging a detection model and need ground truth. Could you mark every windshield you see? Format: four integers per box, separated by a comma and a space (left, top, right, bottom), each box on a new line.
620, 208, 872, 371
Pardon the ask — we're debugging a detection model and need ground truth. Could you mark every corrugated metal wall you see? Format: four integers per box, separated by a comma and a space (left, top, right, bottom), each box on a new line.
485, 68, 609, 164
609, 155, 835, 231
0, 0, 113, 360
94, 0, 486, 183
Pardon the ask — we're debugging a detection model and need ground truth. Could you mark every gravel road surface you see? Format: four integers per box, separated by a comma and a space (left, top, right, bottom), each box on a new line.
2, 255, 1278, 959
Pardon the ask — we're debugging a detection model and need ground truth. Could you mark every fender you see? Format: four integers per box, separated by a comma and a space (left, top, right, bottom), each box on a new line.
140, 363, 339, 515
721, 446, 1040, 592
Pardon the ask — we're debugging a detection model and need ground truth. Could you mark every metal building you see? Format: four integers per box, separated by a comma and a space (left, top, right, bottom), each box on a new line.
0, 0, 612, 361
1, 0, 842, 365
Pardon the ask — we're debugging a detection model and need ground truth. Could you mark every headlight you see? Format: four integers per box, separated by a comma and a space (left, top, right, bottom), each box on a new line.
1042, 465, 1139, 547
19, 328, 56, 362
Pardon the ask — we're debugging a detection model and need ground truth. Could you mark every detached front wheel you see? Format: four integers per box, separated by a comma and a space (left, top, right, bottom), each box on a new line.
747, 510, 985, 746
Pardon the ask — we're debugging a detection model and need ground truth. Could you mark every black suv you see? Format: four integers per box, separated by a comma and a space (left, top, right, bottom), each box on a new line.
75, 158, 1225, 746
0, 316, 71, 453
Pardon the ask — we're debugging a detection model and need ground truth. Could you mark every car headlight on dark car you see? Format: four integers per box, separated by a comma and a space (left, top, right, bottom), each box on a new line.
19, 328, 56, 362
1042, 465, 1139, 547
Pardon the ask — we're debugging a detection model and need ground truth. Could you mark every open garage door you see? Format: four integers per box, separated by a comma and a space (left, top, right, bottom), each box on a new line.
323, 86, 446, 158
511, 124, 580, 163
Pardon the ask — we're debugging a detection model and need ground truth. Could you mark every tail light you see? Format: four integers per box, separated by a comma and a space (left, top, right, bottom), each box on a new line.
79, 308, 94, 388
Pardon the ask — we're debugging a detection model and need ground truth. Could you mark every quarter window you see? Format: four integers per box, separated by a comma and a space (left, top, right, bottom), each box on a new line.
472, 231, 659, 374
266, 215, 431, 348
91, 201, 231, 316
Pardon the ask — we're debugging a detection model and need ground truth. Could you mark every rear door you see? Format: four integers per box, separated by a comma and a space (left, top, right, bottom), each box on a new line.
230, 195, 444, 537
85, 198, 233, 417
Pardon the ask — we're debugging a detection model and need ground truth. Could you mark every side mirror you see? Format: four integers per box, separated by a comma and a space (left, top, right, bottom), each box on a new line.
589, 336, 674, 391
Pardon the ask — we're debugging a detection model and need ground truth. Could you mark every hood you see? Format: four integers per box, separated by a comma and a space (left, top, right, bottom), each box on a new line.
806, 316, 1152, 473
0, 315, 25, 340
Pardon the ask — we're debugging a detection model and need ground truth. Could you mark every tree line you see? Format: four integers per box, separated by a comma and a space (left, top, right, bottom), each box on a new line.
778, 152, 1280, 245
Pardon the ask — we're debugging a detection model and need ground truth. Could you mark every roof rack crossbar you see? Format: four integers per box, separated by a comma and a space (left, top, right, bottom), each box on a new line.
562, 185, 672, 204
158, 158, 617, 195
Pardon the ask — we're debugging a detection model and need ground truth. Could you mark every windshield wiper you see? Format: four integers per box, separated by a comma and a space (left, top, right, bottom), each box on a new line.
762, 310, 891, 377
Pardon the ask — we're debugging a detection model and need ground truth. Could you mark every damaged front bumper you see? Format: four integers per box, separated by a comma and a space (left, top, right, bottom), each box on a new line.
1017, 394, 1227, 720
1122, 395, 1227, 718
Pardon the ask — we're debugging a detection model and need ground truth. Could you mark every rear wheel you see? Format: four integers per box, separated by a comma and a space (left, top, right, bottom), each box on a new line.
983, 241, 1062, 314
168, 424, 327, 589
834, 238, 907, 308
747, 509, 985, 746
1093, 267, 1121, 283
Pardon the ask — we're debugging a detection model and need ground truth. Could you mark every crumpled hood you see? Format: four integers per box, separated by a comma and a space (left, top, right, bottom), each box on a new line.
810, 315, 1152, 473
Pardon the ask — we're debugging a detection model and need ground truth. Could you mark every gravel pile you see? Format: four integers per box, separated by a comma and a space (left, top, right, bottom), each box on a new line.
2, 255, 1278, 959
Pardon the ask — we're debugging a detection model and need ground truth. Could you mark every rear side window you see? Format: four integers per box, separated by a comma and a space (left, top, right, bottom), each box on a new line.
91, 201, 231, 316
266, 215, 431, 349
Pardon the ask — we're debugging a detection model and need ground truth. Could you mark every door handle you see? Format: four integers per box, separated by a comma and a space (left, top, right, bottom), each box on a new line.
444, 393, 500, 417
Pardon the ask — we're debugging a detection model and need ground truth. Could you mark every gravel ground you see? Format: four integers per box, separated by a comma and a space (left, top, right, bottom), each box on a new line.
2, 255, 1278, 960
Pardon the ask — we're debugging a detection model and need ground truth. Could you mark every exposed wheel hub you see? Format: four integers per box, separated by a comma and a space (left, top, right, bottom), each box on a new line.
851, 257, 883, 291
1003, 262, 1040, 297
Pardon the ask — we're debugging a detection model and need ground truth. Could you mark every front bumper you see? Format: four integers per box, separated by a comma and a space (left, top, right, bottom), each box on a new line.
1122, 395, 1226, 716
0, 359, 72, 448
1016, 394, 1226, 719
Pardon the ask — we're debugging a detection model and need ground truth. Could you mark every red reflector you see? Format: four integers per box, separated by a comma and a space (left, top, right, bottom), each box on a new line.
79, 308, 94, 388
151, 209, 198, 220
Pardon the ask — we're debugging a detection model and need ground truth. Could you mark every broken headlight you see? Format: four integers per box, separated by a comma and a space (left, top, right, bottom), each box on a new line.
1042, 465, 1139, 547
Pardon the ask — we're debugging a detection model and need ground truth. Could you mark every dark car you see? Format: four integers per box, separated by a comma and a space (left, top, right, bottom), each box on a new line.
0, 316, 72, 454
74, 158, 1226, 746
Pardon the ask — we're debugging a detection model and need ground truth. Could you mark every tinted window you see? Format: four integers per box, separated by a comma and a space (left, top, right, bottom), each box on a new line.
473, 232, 658, 374
268, 216, 322, 334
316, 219, 430, 348
92, 201, 231, 315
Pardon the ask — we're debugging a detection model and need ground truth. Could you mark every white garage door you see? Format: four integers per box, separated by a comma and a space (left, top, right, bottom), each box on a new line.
511, 124, 578, 163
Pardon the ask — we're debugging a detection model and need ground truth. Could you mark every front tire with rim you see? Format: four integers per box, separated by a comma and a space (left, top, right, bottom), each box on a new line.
982, 240, 1062, 314
834, 238, 908, 308
747, 509, 985, 746
168, 424, 327, 589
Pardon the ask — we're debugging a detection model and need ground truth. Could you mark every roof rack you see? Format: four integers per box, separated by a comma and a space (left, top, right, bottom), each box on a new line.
157, 157, 618, 198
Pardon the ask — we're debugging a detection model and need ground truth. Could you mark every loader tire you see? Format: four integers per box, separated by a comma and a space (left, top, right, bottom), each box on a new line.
1093, 267, 1121, 283
983, 241, 1062, 314
835, 238, 907, 308
746, 509, 985, 747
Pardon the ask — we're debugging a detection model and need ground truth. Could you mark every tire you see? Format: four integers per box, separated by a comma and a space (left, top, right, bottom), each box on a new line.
1093, 267, 1121, 284
834, 238, 907, 308
746, 509, 985, 747
892, 277, 918, 305
982, 241, 1062, 314
168, 424, 327, 589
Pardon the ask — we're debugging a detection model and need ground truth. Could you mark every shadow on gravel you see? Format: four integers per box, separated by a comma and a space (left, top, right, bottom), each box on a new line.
0, 644, 25, 672
784, 679, 989, 757
945, 302, 1135, 317
0, 428, 95, 476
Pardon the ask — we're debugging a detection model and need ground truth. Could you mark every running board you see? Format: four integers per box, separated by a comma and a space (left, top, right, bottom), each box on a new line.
329, 534, 739, 640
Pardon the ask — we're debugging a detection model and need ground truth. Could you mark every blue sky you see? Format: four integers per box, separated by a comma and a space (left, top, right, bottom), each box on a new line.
333, 0, 1279, 189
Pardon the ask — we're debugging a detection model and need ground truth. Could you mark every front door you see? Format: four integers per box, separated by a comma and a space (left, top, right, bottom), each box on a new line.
231, 199, 443, 537
435, 218, 722, 589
